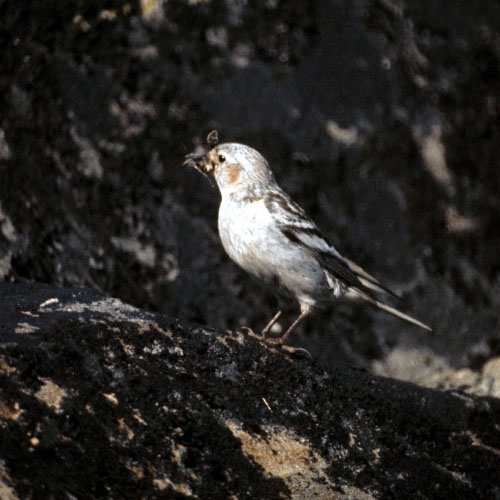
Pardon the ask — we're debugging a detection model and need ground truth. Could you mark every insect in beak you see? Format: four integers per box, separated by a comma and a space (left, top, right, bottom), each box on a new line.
183, 130, 220, 186
183, 153, 216, 186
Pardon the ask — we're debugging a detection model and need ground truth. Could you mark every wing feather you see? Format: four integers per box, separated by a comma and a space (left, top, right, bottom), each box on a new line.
264, 188, 431, 331
265, 189, 397, 299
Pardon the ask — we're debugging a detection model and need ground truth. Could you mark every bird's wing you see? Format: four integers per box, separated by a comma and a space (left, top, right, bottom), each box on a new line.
265, 188, 398, 298
265, 189, 368, 291
265, 188, 431, 331
342, 257, 401, 298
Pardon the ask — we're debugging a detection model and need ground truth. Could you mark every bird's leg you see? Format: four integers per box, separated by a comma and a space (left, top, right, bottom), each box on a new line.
265, 309, 309, 345
261, 310, 283, 337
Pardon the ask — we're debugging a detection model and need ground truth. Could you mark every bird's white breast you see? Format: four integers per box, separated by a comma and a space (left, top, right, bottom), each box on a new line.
218, 198, 275, 275
218, 196, 326, 307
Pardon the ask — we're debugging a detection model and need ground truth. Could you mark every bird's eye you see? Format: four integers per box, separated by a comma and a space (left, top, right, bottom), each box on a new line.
218, 154, 226, 163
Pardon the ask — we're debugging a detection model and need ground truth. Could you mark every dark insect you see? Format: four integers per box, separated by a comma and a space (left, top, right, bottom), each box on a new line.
183, 130, 220, 182
207, 129, 219, 149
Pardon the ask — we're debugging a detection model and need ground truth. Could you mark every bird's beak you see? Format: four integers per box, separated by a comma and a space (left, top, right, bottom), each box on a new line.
206, 150, 219, 174
183, 129, 220, 180
183, 150, 217, 184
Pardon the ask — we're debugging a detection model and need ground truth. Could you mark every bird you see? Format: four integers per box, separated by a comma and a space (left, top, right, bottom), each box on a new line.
184, 131, 431, 345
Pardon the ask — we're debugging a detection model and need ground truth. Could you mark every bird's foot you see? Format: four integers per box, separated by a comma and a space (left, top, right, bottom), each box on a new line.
241, 325, 286, 344
260, 330, 313, 359
280, 344, 313, 359
260, 333, 284, 344
240, 326, 258, 337
241, 322, 312, 359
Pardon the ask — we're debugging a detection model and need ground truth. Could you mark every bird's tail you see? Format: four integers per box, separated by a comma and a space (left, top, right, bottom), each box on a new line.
348, 288, 432, 332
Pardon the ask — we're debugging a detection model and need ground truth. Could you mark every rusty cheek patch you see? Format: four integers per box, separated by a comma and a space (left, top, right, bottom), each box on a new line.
226, 166, 241, 184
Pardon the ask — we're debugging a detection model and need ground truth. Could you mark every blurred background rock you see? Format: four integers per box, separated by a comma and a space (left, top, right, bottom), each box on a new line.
1, 0, 499, 395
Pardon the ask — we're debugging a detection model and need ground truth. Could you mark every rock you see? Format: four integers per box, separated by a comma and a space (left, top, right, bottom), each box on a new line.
1, 282, 500, 499
423, 357, 500, 399
1, 0, 499, 403
3, 2, 500, 496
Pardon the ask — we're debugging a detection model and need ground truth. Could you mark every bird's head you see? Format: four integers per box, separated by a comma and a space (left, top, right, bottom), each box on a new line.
184, 131, 274, 199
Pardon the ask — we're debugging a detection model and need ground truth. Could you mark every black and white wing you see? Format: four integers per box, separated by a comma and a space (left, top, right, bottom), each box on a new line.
264, 187, 431, 331
264, 188, 398, 299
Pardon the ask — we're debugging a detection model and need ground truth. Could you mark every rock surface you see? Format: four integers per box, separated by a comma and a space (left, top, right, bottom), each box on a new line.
1, 0, 500, 496
1, 282, 500, 499
1, 0, 500, 389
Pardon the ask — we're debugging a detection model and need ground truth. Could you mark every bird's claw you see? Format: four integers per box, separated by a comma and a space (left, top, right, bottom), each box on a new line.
240, 325, 312, 359
240, 326, 257, 336
280, 345, 313, 359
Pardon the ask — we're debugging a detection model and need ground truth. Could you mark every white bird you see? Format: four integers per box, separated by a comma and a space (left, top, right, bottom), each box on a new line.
185, 131, 431, 344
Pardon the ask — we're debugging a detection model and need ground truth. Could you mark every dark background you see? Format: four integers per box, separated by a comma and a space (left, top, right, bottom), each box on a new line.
1, 0, 500, 390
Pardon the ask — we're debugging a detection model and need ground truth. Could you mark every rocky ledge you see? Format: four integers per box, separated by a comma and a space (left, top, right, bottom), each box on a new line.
1, 282, 499, 499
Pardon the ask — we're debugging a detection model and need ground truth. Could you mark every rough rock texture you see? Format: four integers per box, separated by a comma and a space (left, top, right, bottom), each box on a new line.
1, 0, 500, 495
2, 0, 500, 385
1, 0, 500, 389
1, 282, 500, 499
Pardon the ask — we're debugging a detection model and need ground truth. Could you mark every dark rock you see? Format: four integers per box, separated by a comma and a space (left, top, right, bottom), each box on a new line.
0, 0, 498, 372
1, 0, 499, 383
1, 0, 500, 494
1, 282, 499, 499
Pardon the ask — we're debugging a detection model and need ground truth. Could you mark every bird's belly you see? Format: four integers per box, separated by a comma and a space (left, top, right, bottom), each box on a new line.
218, 200, 326, 304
